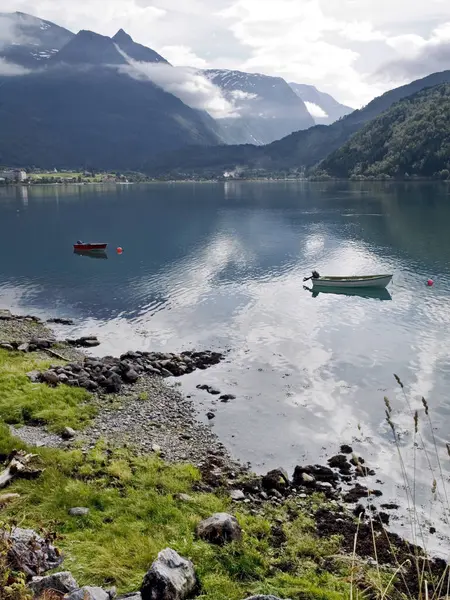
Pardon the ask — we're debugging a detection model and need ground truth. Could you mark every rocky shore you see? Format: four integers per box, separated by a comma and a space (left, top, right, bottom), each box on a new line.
0, 309, 448, 600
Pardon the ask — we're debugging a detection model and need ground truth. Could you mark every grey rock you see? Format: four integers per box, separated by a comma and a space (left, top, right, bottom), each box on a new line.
160, 368, 173, 378
208, 388, 221, 396
219, 394, 236, 402
174, 494, 193, 502
58, 373, 69, 384
32, 338, 52, 349
124, 369, 139, 383
42, 370, 60, 385
230, 489, 245, 501
26, 370, 41, 383
196, 513, 242, 545
3, 527, 63, 577
0, 309, 12, 320
117, 595, 141, 600
47, 317, 74, 325
69, 507, 90, 517
302, 473, 315, 483
0, 343, 14, 351
30, 571, 79, 596
67, 586, 110, 600
62, 427, 76, 440
18, 343, 30, 352
262, 468, 289, 492
141, 548, 197, 600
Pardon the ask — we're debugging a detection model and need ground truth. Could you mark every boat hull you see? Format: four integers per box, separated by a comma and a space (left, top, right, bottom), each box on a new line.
312, 275, 392, 289
73, 243, 107, 251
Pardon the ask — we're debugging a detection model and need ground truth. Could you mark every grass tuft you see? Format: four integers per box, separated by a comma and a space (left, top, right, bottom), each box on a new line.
0, 349, 96, 433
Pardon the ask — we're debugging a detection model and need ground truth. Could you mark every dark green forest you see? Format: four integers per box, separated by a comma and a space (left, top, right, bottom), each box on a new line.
320, 83, 450, 179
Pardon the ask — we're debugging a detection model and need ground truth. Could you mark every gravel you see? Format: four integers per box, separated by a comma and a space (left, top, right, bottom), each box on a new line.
77, 376, 233, 466
0, 310, 238, 469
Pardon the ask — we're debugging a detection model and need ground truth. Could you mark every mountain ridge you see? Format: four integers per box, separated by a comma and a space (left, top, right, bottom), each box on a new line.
319, 83, 450, 179
148, 68, 450, 176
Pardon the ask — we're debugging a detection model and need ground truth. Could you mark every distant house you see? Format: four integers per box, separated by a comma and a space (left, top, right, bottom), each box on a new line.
0, 169, 27, 182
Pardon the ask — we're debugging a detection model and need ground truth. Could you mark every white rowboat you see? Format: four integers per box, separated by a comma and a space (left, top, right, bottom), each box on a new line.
311, 274, 393, 289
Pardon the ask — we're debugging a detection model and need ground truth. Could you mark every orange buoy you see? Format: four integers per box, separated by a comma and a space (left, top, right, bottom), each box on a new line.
117, 247, 123, 254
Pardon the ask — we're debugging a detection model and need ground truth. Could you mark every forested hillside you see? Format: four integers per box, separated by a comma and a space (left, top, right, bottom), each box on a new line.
320, 83, 450, 179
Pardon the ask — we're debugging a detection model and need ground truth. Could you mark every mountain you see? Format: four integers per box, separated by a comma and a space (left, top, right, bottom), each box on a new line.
112, 29, 169, 64
150, 69, 450, 176
0, 29, 221, 169
289, 83, 353, 125
203, 69, 315, 144
0, 11, 74, 68
0, 65, 221, 170
50, 30, 127, 65
320, 83, 450, 179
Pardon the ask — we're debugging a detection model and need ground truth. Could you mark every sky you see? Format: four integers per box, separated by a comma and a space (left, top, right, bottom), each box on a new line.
2, 0, 450, 107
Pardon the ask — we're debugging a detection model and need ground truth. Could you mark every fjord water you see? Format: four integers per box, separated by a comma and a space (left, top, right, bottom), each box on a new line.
1, 181, 450, 539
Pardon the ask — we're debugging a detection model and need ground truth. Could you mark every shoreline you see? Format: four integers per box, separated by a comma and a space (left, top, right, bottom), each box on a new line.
0, 308, 448, 600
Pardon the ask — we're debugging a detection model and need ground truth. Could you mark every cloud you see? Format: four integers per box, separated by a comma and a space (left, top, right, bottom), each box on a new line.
3, 0, 450, 108
377, 22, 450, 80
230, 89, 257, 100
159, 45, 208, 68
0, 57, 30, 75
0, 12, 37, 48
304, 101, 328, 118
119, 59, 238, 118
218, 0, 389, 107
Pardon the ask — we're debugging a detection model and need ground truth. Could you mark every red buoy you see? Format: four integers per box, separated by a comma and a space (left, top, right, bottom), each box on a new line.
427, 279, 434, 287
117, 247, 123, 255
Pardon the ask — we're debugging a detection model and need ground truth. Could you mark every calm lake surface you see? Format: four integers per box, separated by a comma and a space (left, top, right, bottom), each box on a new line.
1, 181, 450, 545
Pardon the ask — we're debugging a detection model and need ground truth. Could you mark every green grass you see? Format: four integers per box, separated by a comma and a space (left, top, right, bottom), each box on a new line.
0, 348, 353, 600
0, 429, 351, 599
0, 349, 95, 434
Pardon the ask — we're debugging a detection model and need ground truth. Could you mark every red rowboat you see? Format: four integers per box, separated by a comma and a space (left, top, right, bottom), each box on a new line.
73, 241, 108, 251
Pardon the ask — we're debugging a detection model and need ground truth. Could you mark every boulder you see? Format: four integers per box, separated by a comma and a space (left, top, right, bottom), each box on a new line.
124, 369, 139, 383
67, 586, 110, 600
42, 370, 60, 385
262, 468, 289, 492
62, 427, 76, 440
47, 318, 74, 325
0, 309, 12, 320
31, 338, 52, 349
206, 412, 215, 420
69, 507, 90, 517
18, 343, 30, 352
26, 370, 41, 383
219, 394, 236, 402
29, 571, 79, 596
140, 548, 197, 600
3, 527, 63, 577
196, 513, 242, 545
0, 343, 14, 351
340, 444, 353, 454
293, 465, 339, 487
58, 373, 69, 384
230, 489, 245, 501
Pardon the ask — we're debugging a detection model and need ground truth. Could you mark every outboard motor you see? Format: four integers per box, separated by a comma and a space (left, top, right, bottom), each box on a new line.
312, 270, 320, 279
